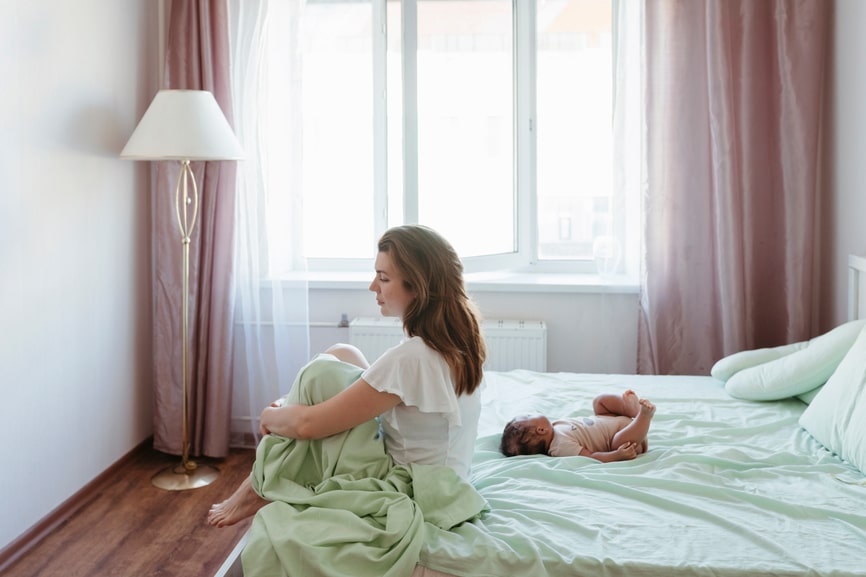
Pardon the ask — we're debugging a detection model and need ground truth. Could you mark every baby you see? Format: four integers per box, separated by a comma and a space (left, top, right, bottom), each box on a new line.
500, 390, 656, 462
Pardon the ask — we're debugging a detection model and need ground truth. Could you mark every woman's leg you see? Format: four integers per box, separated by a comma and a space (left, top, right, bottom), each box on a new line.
210, 347, 369, 528
324, 343, 371, 369
207, 475, 268, 528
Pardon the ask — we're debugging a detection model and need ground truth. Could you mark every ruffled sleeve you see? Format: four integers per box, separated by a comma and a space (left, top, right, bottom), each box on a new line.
363, 336, 461, 427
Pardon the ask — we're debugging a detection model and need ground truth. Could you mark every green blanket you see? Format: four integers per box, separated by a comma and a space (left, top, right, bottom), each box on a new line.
241, 355, 488, 577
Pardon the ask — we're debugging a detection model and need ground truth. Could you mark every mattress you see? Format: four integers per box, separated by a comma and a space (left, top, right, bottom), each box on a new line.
220, 369, 866, 577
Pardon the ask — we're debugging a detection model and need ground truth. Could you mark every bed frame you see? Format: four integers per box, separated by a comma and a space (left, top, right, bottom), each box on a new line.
214, 535, 245, 577
215, 255, 866, 577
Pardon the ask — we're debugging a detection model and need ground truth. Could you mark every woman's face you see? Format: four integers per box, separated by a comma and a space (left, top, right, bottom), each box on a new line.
369, 250, 415, 319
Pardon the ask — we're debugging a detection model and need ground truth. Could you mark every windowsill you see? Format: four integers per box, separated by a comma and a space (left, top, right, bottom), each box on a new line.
463, 270, 638, 293
284, 271, 639, 294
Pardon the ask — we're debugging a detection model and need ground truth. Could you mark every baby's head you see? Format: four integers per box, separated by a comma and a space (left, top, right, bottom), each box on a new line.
500, 414, 554, 457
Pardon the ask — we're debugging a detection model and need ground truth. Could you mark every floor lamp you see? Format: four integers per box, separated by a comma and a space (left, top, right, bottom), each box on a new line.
121, 90, 243, 491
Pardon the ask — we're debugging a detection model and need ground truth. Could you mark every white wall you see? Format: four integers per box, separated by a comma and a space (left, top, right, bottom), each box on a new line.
308, 284, 638, 374
0, 1, 155, 550
828, 1, 866, 328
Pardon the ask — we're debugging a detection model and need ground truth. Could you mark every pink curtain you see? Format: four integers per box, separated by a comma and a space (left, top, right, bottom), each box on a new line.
152, 0, 236, 457
638, 0, 830, 375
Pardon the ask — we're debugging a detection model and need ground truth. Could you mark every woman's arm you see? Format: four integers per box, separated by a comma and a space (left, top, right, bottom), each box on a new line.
259, 377, 401, 440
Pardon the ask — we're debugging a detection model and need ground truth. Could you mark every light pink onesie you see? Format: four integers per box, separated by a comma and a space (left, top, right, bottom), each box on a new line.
548, 416, 632, 457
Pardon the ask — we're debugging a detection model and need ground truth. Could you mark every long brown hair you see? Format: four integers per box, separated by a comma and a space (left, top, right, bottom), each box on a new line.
377, 225, 486, 396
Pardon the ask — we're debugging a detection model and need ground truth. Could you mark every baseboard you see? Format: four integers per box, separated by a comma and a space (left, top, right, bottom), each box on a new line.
0, 437, 153, 574
229, 431, 258, 449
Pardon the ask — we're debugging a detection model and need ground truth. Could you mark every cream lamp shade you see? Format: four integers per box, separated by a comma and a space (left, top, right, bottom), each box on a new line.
121, 89, 243, 161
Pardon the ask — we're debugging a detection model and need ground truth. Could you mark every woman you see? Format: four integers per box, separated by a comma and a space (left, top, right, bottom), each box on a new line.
208, 224, 486, 527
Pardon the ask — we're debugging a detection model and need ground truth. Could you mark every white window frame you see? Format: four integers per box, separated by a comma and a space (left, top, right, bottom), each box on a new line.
299, 0, 629, 279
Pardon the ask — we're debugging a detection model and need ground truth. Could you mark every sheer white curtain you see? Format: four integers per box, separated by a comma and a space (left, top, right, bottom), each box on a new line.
228, 0, 311, 446
612, 0, 641, 280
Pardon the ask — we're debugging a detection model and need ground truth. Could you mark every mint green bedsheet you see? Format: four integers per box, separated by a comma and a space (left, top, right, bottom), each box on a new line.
419, 371, 866, 577
241, 361, 866, 577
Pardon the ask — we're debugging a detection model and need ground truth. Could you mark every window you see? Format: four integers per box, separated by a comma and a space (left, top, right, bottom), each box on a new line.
264, 0, 637, 276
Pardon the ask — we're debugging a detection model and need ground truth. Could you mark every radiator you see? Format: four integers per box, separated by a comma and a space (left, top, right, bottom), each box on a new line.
348, 317, 547, 372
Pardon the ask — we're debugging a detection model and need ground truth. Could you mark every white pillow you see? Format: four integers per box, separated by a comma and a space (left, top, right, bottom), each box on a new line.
799, 324, 866, 475
723, 319, 866, 401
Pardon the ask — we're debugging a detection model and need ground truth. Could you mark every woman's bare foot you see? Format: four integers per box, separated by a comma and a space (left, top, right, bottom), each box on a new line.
207, 476, 268, 528
622, 390, 640, 417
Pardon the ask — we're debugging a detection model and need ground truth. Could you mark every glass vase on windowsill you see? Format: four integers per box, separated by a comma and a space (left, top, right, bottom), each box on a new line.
592, 235, 621, 278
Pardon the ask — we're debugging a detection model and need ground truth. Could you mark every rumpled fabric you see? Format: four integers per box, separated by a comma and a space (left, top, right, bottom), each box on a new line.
241, 355, 488, 577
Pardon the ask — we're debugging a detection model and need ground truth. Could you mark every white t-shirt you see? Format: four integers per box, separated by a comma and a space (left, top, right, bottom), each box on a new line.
362, 336, 481, 480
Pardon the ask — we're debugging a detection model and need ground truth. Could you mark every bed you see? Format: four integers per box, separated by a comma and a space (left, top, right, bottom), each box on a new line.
217, 255, 866, 577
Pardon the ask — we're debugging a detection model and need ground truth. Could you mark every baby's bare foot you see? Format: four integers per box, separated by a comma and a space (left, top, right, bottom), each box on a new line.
622, 390, 640, 417
639, 398, 656, 418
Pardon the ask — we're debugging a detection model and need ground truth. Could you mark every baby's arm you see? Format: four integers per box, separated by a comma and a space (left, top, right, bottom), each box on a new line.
579, 441, 639, 462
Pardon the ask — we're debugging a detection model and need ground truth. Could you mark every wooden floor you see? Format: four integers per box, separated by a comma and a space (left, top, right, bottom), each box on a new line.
4, 445, 256, 577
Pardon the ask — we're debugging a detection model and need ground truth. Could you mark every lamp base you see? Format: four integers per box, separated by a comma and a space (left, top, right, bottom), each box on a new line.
152, 461, 220, 491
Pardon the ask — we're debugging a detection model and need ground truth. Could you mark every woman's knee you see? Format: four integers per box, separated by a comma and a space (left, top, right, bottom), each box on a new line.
324, 343, 370, 369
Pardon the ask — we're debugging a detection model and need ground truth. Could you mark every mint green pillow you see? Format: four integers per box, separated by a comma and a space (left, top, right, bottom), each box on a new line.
799, 324, 866, 475
711, 342, 805, 382
723, 319, 866, 401
796, 385, 823, 405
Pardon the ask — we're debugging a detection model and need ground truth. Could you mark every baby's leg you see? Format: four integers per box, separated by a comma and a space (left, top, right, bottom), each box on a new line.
593, 389, 640, 418
611, 398, 656, 451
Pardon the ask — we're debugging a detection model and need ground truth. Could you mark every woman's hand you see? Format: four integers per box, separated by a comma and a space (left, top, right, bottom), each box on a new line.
259, 406, 280, 437
259, 404, 305, 438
